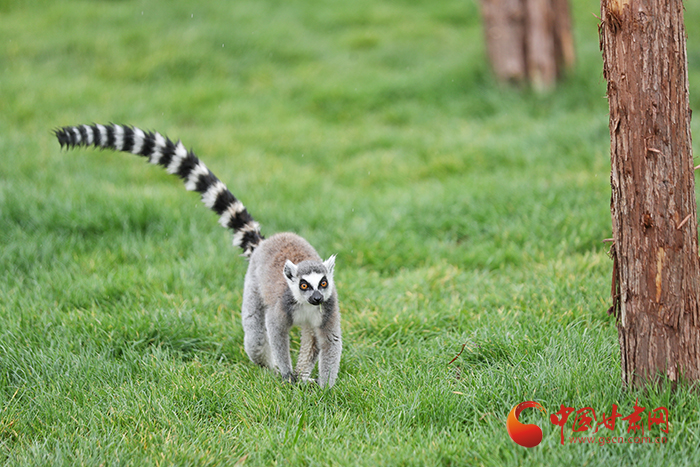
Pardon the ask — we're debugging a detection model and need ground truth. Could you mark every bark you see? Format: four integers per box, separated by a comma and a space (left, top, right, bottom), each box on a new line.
481, 0, 527, 83
480, 0, 575, 90
600, 0, 700, 387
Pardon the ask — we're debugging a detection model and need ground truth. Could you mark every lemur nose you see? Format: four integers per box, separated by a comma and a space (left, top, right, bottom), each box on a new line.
309, 291, 323, 305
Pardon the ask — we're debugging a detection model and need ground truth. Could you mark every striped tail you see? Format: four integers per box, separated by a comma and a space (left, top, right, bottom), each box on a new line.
54, 123, 264, 258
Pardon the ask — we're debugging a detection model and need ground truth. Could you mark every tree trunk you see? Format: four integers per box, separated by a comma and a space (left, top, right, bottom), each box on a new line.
480, 0, 575, 90
600, 0, 700, 388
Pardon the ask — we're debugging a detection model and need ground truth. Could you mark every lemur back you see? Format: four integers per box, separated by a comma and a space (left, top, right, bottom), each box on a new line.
55, 123, 342, 388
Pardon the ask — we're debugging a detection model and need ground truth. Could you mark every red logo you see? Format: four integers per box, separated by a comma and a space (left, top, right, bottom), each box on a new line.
504, 400, 669, 447
507, 401, 547, 448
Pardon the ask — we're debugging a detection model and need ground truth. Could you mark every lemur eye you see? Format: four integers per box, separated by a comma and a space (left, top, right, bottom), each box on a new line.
300, 282, 309, 290
320, 280, 328, 288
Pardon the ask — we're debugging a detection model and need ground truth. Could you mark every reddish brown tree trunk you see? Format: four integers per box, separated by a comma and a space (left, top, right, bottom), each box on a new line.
480, 0, 575, 90
600, 0, 700, 388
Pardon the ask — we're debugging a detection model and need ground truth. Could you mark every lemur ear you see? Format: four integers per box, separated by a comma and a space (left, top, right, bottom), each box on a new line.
283, 260, 298, 280
324, 254, 336, 275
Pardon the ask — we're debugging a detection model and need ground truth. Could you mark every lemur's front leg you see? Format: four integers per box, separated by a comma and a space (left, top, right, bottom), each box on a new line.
317, 303, 342, 388
266, 304, 295, 383
295, 326, 320, 382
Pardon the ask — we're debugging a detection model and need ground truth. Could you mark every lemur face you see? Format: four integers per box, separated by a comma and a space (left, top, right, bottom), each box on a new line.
283, 255, 336, 306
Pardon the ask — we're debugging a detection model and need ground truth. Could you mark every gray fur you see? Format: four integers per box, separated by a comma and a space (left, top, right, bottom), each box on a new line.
242, 232, 342, 388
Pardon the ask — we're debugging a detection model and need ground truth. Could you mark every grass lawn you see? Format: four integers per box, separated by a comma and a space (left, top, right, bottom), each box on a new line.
2, 0, 700, 465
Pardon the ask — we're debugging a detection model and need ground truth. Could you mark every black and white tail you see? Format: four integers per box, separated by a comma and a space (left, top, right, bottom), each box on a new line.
54, 123, 264, 258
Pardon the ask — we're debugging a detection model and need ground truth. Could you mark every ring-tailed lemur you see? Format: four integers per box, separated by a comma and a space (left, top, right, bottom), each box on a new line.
54, 123, 342, 388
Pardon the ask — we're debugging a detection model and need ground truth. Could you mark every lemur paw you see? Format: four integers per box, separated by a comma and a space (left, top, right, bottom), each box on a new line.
298, 376, 318, 386
281, 372, 297, 384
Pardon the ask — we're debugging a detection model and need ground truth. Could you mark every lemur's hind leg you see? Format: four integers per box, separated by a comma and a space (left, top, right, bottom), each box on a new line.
295, 326, 320, 382
241, 284, 272, 368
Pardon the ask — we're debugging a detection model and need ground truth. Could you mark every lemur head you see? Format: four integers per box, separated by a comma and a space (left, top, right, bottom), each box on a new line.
283, 255, 336, 306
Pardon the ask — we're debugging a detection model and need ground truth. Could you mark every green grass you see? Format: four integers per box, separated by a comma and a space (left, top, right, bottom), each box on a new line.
2, 0, 700, 465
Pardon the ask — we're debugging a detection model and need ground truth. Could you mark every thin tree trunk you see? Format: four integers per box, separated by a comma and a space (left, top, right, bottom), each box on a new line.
600, 0, 700, 388
480, 0, 575, 90
481, 0, 527, 83
525, 0, 557, 89
552, 0, 575, 76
